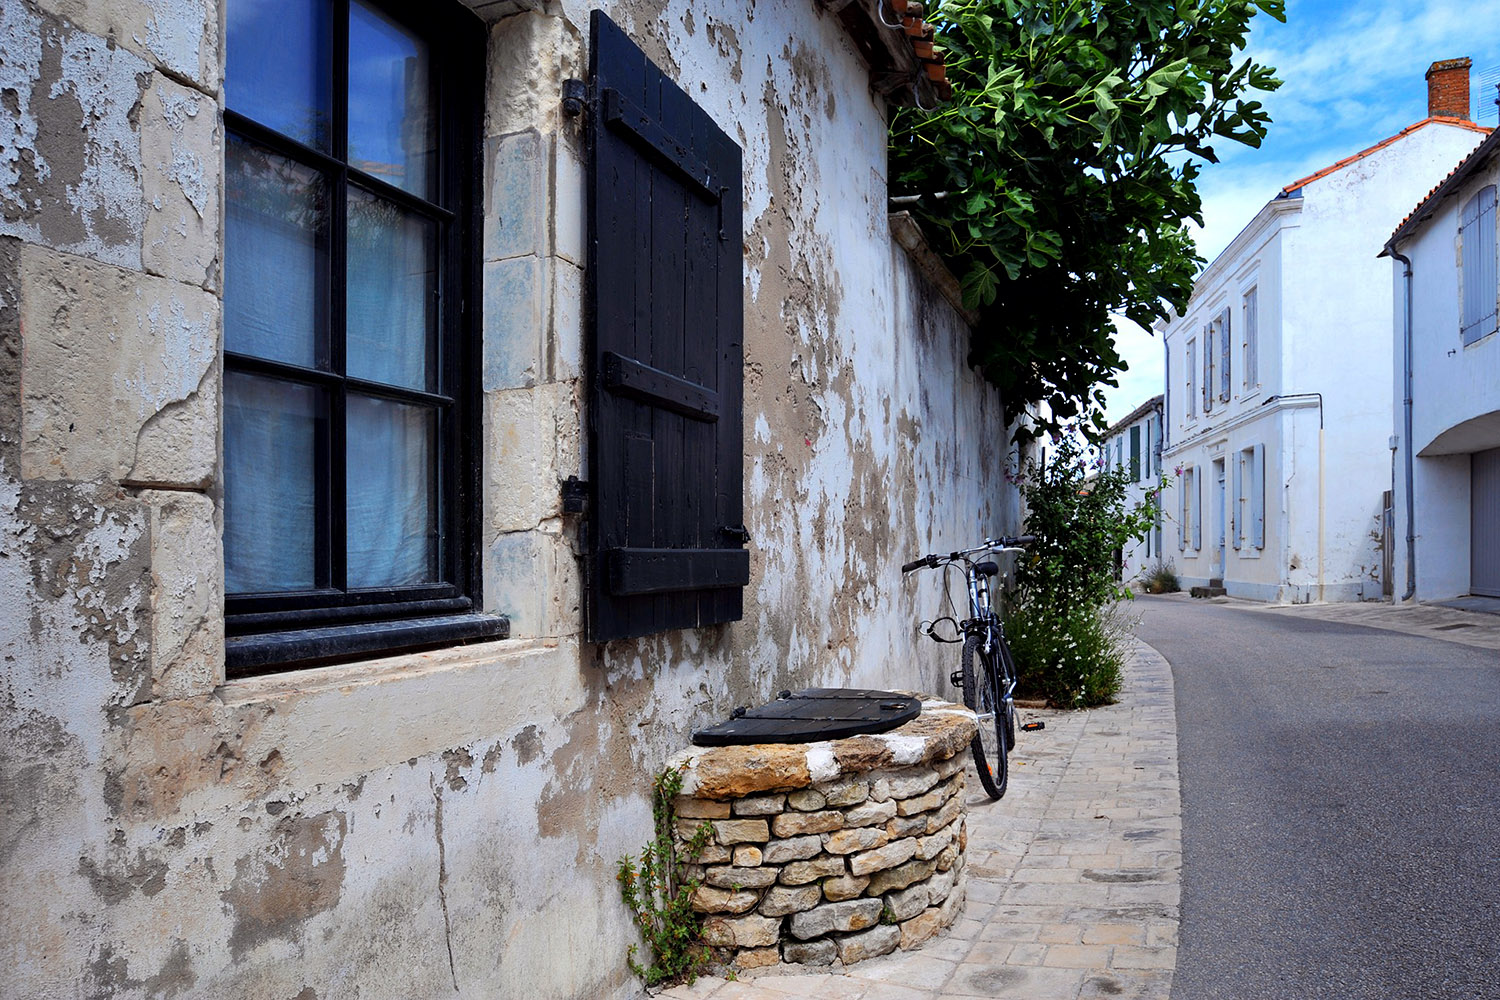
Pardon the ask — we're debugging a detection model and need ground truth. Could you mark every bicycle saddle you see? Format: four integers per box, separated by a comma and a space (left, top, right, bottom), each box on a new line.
975, 560, 1000, 577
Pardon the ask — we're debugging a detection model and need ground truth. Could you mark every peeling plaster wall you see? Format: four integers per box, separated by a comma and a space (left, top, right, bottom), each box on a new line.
0, 1, 1015, 998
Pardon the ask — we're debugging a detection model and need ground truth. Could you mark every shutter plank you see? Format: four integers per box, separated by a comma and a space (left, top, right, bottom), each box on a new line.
609, 547, 751, 595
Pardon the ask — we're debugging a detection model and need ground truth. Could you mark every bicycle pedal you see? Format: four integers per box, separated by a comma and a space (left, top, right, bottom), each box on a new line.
949, 670, 963, 687
1021, 721, 1045, 732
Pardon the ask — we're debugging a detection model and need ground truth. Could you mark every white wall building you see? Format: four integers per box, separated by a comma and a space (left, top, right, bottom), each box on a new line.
1384, 126, 1500, 601
1160, 61, 1489, 602
1100, 394, 1165, 580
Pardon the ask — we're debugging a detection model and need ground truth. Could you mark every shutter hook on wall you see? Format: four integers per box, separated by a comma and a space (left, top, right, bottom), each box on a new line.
562, 79, 588, 117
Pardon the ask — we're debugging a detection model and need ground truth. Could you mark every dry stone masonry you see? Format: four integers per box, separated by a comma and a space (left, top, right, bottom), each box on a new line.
666, 698, 977, 971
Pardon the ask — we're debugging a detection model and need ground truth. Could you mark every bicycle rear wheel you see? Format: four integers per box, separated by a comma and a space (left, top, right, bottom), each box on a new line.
961, 634, 1008, 799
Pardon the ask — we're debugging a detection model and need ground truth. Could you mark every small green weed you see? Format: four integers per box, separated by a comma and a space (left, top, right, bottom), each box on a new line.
617, 766, 713, 987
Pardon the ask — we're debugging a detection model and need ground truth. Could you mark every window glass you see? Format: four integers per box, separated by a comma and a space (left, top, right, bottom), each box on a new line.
346, 187, 437, 391
348, 0, 434, 197
226, 0, 332, 149
225, 136, 328, 368
224, 372, 325, 593
346, 395, 439, 588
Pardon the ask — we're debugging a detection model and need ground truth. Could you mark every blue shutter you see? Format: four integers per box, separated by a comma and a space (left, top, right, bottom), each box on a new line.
1461, 186, 1497, 346
1192, 465, 1202, 550
1178, 470, 1187, 551
1231, 452, 1242, 550
1243, 287, 1258, 388
1202, 324, 1212, 413
1130, 425, 1141, 482
1219, 308, 1232, 401
1252, 443, 1266, 548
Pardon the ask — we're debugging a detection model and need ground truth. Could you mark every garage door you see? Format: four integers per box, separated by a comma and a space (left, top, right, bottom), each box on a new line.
1474, 447, 1500, 597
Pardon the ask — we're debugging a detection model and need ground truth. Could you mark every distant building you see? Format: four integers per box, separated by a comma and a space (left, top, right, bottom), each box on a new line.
1160, 59, 1490, 601
1383, 124, 1500, 601
1100, 394, 1165, 581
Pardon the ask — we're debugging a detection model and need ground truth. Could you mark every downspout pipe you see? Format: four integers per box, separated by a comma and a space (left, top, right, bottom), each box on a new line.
1391, 247, 1417, 602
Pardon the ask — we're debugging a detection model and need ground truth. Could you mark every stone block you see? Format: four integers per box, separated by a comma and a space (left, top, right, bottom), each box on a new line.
884, 766, 941, 799
824, 827, 889, 855
698, 844, 731, 864
484, 130, 547, 262
554, 140, 584, 267
821, 874, 871, 902
704, 866, 777, 890
552, 258, 584, 382
146, 490, 221, 697
788, 788, 827, 811
926, 869, 956, 903
843, 799, 897, 827
935, 752, 967, 779
486, 11, 575, 138
772, 810, 844, 837
866, 858, 935, 896
836, 924, 901, 964
886, 815, 928, 838
895, 775, 959, 816
761, 836, 822, 864
701, 914, 781, 949
820, 780, 869, 807
33, 0, 220, 91
482, 255, 546, 390
899, 907, 944, 950
759, 885, 821, 917
924, 796, 963, 835
692, 885, 758, 915
712, 819, 770, 845
686, 745, 812, 799
935, 844, 959, 873
938, 875, 966, 926
850, 838, 918, 876
780, 856, 844, 885
0, 9, 150, 269
733, 946, 780, 970
732, 845, 763, 867
916, 824, 955, 861
733, 793, 786, 816
675, 797, 731, 819
480, 384, 577, 533
782, 939, 838, 966
787, 898, 883, 940
140, 73, 220, 286
884, 882, 930, 922
19, 246, 218, 485
483, 526, 579, 638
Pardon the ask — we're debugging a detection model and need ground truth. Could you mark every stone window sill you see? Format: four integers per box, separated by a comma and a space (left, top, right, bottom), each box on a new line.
225, 613, 509, 677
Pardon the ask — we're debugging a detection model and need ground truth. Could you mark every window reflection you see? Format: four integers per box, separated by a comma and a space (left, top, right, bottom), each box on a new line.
348, 1, 434, 197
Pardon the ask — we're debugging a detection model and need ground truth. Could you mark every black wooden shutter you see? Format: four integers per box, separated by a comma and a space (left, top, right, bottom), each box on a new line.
585, 11, 747, 643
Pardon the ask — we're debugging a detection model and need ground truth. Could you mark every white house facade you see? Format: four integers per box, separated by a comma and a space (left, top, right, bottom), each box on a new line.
1160, 61, 1489, 602
1100, 394, 1165, 580
1384, 127, 1500, 601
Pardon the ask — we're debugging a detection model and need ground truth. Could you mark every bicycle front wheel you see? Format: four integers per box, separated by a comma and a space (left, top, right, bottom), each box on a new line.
961, 634, 1008, 799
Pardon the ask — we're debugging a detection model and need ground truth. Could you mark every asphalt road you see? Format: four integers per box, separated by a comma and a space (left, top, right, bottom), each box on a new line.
1135, 596, 1500, 1000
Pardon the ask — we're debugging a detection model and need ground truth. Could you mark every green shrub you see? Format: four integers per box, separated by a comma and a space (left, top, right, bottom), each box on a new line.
1141, 560, 1180, 594
617, 767, 712, 987
1005, 437, 1161, 707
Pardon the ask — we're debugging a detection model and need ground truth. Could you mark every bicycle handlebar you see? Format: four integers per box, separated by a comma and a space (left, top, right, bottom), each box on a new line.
901, 535, 1036, 573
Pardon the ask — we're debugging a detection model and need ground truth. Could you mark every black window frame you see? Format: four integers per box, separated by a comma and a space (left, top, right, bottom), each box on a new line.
222, 0, 501, 676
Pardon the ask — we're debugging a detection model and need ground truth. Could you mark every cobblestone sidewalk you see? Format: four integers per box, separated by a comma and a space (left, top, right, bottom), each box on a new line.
656, 638, 1181, 1000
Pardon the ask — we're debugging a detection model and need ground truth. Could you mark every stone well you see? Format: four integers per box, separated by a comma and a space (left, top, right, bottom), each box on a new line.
665, 697, 977, 971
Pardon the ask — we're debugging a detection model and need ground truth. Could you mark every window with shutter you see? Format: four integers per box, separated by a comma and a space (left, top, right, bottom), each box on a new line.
1218, 308, 1232, 401
586, 11, 748, 643
1252, 443, 1266, 549
1460, 185, 1497, 346
1130, 426, 1141, 482
1202, 323, 1213, 413
1185, 339, 1197, 421
1192, 465, 1202, 550
1231, 451, 1242, 550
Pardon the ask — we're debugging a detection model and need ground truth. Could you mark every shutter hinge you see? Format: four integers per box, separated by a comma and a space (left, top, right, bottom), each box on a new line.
562, 79, 588, 118
560, 476, 589, 514
720, 524, 751, 545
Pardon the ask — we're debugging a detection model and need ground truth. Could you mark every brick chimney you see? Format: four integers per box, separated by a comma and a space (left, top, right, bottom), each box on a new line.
1426, 57, 1472, 120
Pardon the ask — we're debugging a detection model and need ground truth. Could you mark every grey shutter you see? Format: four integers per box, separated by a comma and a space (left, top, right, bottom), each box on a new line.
586, 11, 747, 642
1231, 452, 1242, 549
1130, 426, 1141, 482
1178, 471, 1187, 551
1202, 325, 1212, 413
1197, 465, 1205, 550
1219, 308, 1232, 401
1252, 443, 1266, 548
1461, 186, 1497, 346
1243, 287, 1258, 388
1164, 340, 1172, 431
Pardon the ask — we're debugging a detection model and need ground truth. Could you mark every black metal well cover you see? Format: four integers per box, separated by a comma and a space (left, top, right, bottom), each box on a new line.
691, 688, 921, 746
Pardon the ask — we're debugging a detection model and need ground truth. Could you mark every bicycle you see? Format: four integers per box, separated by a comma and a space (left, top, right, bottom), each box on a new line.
902, 535, 1034, 800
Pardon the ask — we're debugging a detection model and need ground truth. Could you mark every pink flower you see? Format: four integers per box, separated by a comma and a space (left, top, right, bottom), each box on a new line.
1174, 465, 1184, 476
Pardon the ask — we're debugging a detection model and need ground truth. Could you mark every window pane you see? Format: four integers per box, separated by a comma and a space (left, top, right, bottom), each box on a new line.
225, 136, 327, 368
348, 0, 434, 198
347, 395, 438, 588
225, 372, 325, 594
226, 0, 332, 149
347, 188, 436, 391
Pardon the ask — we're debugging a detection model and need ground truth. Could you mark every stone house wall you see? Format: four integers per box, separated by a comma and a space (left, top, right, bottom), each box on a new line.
0, 1, 1019, 997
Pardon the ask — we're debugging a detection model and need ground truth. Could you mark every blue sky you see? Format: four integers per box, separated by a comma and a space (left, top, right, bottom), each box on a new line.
1099, 0, 1500, 428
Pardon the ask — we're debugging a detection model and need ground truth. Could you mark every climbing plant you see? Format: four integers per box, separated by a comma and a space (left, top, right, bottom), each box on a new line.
889, 0, 1283, 437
